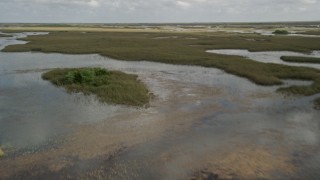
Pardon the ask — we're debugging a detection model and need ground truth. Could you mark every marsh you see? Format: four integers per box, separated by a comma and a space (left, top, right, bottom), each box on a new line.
0, 25, 320, 179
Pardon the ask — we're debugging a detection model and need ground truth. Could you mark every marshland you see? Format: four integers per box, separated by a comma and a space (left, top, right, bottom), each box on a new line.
0, 22, 320, 179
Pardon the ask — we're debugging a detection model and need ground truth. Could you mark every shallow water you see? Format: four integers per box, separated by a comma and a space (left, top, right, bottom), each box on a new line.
0, 33, 320, 179
207, 49, 320, 69
0, 33, 269, 151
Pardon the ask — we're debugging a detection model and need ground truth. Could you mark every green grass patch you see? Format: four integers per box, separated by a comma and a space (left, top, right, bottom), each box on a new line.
42, 68, 150, 107
273, 30, 289, 35
281, 56, 320, 64
3, 31, 320, 96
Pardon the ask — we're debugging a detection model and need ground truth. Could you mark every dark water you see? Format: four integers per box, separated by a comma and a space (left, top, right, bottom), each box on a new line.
0, 32, 320, 179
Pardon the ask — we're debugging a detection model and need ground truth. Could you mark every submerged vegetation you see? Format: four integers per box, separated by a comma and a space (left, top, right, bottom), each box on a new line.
273, 30, 289, 35
3, 31, 320, 96
42, 68, 150, 106
281, 56, 320, 64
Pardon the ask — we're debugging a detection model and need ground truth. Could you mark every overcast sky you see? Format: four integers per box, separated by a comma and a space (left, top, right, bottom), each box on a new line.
0, 0, 319, 23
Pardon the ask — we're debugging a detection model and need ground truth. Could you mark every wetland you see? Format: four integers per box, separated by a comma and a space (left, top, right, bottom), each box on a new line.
0, 24, 320, 179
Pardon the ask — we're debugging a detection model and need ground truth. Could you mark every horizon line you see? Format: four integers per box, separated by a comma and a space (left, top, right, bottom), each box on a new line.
0, 20, 320, 25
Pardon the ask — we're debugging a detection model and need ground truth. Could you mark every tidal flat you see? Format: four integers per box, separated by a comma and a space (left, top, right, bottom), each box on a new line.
0, 23, 320, 179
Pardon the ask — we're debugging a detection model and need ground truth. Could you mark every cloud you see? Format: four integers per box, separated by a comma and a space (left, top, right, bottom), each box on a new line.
0, 0, 319, 23
176, 0, 208, 8
8, 0, 101, 7
177, 1, 191, 7
301, 0, 317, 4
88, 0, 99, 7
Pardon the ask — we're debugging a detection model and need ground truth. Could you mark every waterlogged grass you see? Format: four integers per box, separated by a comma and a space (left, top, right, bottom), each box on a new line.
281, 56, 320, 64
42, 68, 150, 107
3, 31, 320, 96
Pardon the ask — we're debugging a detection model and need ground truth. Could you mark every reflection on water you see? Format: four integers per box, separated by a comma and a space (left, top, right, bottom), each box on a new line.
207, 49, 320, 69
0, 72, 135, 150
0, 32, 320, 179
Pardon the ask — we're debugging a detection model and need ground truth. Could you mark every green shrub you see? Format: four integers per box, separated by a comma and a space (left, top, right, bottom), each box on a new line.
273, 30, 289, 35
65, 68, 108, 84
95, 68, 110, 76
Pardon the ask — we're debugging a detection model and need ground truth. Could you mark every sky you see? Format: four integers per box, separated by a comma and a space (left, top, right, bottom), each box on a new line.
0, 0, 319, 23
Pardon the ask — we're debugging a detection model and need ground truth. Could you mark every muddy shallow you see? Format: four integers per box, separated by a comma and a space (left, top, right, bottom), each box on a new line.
0, 33, 320, 179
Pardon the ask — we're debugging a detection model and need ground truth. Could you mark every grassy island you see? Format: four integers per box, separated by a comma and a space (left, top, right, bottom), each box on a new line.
281, 56, 320, 64
42, 68, 150, 107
